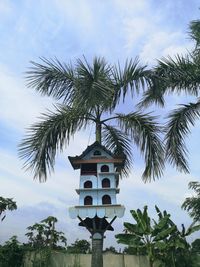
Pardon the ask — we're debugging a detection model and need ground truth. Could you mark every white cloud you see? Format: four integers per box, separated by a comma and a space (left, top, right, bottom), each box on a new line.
114, 0, 148, 13
140, 31, 193, 63
0, 0, 12, 15
0, 64, 53, 132
53, 0, 94, 35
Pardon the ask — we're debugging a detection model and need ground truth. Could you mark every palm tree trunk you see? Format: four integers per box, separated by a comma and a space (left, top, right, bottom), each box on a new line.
91, 233, 103, 267
96, 122, 102, 144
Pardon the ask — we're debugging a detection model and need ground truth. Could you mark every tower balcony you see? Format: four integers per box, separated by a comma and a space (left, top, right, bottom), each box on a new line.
75, 188, 120, 194
69, 204, 125, 219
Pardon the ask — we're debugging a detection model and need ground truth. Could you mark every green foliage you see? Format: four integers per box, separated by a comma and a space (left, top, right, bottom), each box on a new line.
67, 239, 90, 254
116, 206, 200, 267
139, 19, 200, 173
123, 246, 146, 255
29, 248, 52, 267
25, 216, 67, 249
103, 246, 118, 254
191, 238, 200, 253
0, 236, 24, 267
0, 216, 68, 267
0, 196, 17, 221
182, 181, 200, 222
19, 56, 165, 182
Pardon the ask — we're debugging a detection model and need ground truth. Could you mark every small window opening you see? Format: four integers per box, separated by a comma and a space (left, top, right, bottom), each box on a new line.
84, 181, 92, 188
101, 165, 109, 172
102, 178, 110, 188
93, 150, 101, 156
84, 196, 93, 205
102, 195, 111, 205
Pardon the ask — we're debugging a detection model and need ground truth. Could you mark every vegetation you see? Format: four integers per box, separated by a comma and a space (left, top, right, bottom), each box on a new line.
0, 236, 24, 267
0, 196, 17, 221
19, 57, 165, 183
140, 19, 200, 174
0, 216, 67, 267
191, 238, 200, 253
182, 181, 200, 222
0, 212, 200, 266
116, 206, 200, 267
103, 246, 118, 254
67, 239, 90, 254
25, 216, 67, 249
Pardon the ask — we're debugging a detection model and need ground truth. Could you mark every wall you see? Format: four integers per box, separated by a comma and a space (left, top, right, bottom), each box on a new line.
24, 252, 150, 267
24, 252, 200, 267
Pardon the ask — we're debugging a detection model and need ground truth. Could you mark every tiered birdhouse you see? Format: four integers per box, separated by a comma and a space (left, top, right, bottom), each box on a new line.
68, 142, 125, 221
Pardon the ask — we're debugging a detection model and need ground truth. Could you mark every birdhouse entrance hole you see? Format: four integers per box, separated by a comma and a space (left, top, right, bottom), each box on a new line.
102, 178, 110, 188
102, 195, 111, 205
101, 165, 109, 172
84, 196, 93, 205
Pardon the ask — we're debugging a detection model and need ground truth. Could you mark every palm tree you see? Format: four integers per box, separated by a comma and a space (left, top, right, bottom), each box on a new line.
182, 181, 200, 223
139, 19, 200, 174
19, 56, 164, 267
19, 57, 164, 183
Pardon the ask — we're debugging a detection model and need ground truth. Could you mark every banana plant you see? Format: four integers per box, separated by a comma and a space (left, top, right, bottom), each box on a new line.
116, 206, 200, 267
163, 221, 200, 267
115, 206, 176, 267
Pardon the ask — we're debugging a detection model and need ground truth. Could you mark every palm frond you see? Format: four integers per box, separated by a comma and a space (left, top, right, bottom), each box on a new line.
165, 99, 200, 173
155, 55, 200, 95
188, 181, 200, 193
102, 124, 133, 178
189, 20, 200, 54
190, 20, 200, 43
182, 181, 200, 222
19, 105, 92, 182
141, 55, 200, 107
26, 57, 76, 103
74, 57, 115, 113
138, 76, 165, 108
112, 58, 149, 106
182, 195, 200, 222
117, 112, 165, 182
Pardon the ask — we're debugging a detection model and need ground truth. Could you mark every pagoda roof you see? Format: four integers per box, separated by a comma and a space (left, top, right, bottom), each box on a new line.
68, 141, 125, 169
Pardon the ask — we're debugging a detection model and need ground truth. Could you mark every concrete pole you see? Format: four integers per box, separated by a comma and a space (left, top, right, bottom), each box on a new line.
91, 232, 103, 267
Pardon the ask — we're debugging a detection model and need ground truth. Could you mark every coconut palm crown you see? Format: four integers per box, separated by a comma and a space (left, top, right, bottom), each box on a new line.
19, 57, 164, 182
139, 19, 200, 174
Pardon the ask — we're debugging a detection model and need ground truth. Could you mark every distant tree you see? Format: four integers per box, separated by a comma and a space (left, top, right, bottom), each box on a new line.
67, 239, 91, 254
0, 236, 24, 267
123, 246, 146, 255
0, 197, 17, 222
103, 246, 118, 254
25, 216, 67, 249
182, 181, 200, 222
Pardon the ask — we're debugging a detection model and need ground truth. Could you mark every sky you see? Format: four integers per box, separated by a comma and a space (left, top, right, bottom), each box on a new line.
1, 0, 200, 250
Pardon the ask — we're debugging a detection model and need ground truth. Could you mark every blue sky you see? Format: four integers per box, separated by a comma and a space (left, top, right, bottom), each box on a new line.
1, 0, 200, 249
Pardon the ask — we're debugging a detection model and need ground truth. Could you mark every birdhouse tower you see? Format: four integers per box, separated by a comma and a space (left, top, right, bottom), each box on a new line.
68, 141, 125, 224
